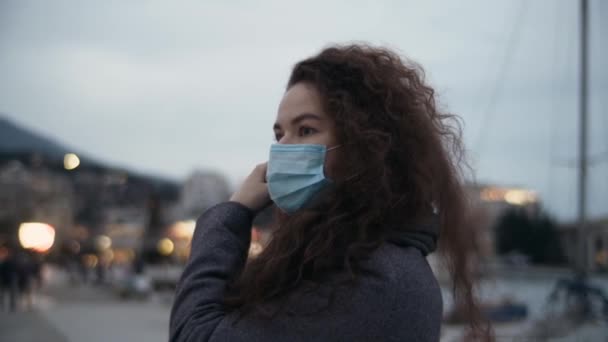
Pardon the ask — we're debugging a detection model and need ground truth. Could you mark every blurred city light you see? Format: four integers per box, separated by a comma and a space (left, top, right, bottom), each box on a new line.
504, 189, 538, 206
248, 241, 263, 257
170, 220, 196, 240
82, 254, 98, 268
63, 153, 80, 170
157, 238, 174, 256
67, 240, 81, 254
112, 248, 135, 264
95, 235, 112, 251
480, 187, 504, 202
0, 246, 8, 259
480, 187, 538, 206
101, 249, 114, 263
251, 227, 260, 242
18, 222, 56, 253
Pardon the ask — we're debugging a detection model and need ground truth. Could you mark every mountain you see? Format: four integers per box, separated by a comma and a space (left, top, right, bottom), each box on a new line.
0, 114, 179, 195
0, 114, 74, 160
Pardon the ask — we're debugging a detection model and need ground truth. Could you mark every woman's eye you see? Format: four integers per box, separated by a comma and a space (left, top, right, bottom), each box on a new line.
274, 133, 283, 142
299, 127, 317, 137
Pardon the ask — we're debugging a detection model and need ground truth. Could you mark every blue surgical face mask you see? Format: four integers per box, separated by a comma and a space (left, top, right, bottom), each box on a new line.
266, 143, 340, 214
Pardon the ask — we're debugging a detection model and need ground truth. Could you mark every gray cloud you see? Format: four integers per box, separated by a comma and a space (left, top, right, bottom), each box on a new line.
0, 0, 606, 220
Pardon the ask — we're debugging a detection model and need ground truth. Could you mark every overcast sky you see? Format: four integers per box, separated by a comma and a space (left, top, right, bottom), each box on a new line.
0, 0, 606, 221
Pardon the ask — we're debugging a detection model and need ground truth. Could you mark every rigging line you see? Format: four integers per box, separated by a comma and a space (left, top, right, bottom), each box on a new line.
473, 0, 529, 156
549, 0, 577, 168
549, 0, 578, 216
547, 0, 563, 204
598, 0, 608, 160
588, 151, 608, 164
583, 0, 608, 219
552, 151, 608, 168
470, 2, 517, 133
599, 0, 608, 211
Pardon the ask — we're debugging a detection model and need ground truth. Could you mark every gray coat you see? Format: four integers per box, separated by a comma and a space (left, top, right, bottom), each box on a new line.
169, 202, 442, 341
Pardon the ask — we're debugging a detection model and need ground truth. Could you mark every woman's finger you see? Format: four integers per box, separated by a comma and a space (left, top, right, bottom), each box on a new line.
254, 162, 268, 182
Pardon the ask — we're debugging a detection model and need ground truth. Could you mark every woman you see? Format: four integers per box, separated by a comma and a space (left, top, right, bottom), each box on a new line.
170, 44, 490, 341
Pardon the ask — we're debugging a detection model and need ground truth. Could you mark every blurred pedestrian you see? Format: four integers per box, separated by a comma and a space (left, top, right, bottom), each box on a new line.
15, 250, 34, 311
170, 44, 491, 341
95, 261, 106, 285
0, 246, 19, 312
28, 252, 43, 305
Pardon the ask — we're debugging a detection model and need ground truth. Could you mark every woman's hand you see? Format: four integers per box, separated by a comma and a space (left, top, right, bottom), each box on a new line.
229, 162, 271, 213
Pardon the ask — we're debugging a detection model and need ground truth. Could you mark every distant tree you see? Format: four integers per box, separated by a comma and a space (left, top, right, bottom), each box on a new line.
495, 207, 566, 265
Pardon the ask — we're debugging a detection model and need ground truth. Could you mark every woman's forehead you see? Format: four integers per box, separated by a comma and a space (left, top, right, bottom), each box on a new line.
276, 83, 327, 124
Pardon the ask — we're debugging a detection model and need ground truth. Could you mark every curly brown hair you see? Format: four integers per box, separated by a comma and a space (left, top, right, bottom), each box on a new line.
226, 44, 491, 340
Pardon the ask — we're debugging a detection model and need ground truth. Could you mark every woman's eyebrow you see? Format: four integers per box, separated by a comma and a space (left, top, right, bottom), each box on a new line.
273, 112, 322, 130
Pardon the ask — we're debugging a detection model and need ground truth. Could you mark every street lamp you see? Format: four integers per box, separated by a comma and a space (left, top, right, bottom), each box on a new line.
18, 222, 56, 253
157, 238, 174, 256
64, 153, 80, 170
95, 235, 112, 251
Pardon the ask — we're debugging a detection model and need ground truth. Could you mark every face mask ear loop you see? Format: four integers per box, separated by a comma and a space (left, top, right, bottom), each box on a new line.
327, 144, 342, 152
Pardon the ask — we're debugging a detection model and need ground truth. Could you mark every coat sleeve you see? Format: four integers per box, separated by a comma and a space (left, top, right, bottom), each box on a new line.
169, 201, 254, 342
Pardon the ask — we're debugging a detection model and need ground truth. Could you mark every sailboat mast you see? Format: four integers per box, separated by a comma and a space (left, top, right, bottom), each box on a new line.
577, 0, 589, 274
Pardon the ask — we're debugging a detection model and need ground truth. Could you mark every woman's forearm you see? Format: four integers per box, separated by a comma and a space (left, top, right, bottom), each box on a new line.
169, 202, 253, 342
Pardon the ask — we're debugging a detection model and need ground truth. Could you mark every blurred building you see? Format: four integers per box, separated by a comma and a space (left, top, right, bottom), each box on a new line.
99, 206, 147, 262
0, 117, 186, 269
151, 170, 232, 264
559, 218, 608, 272
465, 183, 541, 258
0, 152, 182, 264
178, 171, 231, 219
0, 157, 74, 247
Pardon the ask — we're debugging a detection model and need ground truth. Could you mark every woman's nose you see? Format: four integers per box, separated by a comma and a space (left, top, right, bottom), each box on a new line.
277, 134, 295, 145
